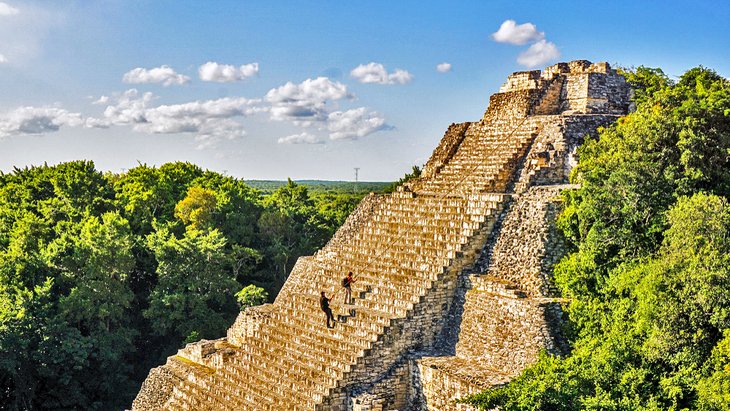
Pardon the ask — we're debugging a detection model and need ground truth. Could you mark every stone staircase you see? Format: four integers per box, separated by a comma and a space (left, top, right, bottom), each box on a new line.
409, 117, 545, 196
132, 60, 631, 411
135, 185, 516, 410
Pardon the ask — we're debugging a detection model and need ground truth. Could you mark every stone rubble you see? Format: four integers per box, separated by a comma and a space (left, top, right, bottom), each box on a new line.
131, 61, 630, 411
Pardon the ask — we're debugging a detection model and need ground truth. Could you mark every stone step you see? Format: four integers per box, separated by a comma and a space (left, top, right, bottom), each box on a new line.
259, 312, 368, 361
165, 356, 253, 410
256, 315, 364, 367
225, 338, 332, 405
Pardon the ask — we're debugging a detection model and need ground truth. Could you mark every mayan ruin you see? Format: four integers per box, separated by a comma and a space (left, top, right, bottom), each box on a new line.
132, 60, 632, 410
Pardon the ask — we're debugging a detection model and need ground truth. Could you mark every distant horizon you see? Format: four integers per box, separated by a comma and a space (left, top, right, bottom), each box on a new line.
0, 157, 394, 182
1, 1, 728, 181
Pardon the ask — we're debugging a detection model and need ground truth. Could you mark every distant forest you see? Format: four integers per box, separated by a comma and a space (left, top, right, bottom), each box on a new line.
245, 179, 389, 195
0, 164, 395, 410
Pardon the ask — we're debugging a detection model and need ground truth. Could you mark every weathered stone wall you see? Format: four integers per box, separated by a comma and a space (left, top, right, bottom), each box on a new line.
497, 60, 631, 116
482, 89, 539, 122
421, 122, 471, 179
349, 361, 412, 411
323, 193, 384, 251
454, 276, 564, 373
131, 366, 180, 410
513, 115, 620, 193
131, 61, 630, 411
561, 62, 631, 114
410, 61, 628, 411
227, 303, 274, 346
481, 186, 567, 297
413, 358, 482, 411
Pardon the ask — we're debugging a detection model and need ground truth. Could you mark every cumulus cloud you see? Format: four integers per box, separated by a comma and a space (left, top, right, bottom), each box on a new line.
92, 89, 260, 148
491, 20, 544, 45
436, 62, 452, 73
327, 108, 391, 140
198, 61, 259, 82
122, 66, 191, 86
0, 106, 93, 138
0, 2, 19, 16
517, 40, 560, 68
277, 132, 324, 145
0, 53, 7, 63
191, 119, 247, 149
265, 77, 352, 124
350, 62, 413, 85
492, 19, 560, 68
265, 78, 390, 142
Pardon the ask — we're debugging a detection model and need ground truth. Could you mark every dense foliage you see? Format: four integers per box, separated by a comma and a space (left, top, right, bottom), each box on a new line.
467, 67, 730, 409
0, 165, 365, 410
383, 165, 421, 193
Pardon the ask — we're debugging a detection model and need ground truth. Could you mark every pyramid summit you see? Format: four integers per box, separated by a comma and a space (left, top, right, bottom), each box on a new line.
133, 60, 631, 411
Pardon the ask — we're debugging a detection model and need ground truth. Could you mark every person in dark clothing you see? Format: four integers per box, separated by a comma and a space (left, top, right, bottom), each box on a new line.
320, 291, 335, 328
342, 271, 356, 304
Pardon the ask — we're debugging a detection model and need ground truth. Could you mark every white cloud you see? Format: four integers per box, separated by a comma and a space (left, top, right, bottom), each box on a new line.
0, 106, 92, 138
92, 89, 260, 148
491, 20, 544, 45
192, 119, 246, 150
122, 66, 191, 86
350, 62, 413, 85
0, 53, 7, 63
198, 61, 259, 82
265, 77, 352, 124
436, 62, 452, 73
491, 19, 560, 68
517, 40, 560, 67
277, 132, 324, 145
92, 95, 109, 105
0, 2, 19, 16
327, 108, 391, 140
265, 78, 389, 142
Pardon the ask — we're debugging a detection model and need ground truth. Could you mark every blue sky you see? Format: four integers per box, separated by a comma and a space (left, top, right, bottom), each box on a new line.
0, 1, 728, 181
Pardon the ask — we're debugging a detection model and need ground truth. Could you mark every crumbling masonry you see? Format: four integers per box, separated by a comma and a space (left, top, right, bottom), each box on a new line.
133, 60, 631, 410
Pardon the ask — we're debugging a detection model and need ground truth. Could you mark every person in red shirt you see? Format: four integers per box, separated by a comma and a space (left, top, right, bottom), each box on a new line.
342, 272, 356, 304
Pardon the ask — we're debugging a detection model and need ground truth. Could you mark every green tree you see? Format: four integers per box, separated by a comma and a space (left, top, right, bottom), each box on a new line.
0, 164, 138, 409
144, 226, 239, 347
235, 284, 269, 309
191, 171, 262, 245
619, 66, 672, 104
258, 179, 330, 285
697, 330, 730, 410
383, 165, 421, 193
175, 186, 218, 230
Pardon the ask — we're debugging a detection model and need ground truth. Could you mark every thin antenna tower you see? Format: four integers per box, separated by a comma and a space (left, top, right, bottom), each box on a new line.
353, 167, 360, 194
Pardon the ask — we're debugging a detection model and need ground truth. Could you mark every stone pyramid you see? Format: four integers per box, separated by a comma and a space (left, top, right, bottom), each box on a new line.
132, 60, 631, 411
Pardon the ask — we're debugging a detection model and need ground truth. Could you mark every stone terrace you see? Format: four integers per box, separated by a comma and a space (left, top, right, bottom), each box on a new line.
132, 61, 630, 411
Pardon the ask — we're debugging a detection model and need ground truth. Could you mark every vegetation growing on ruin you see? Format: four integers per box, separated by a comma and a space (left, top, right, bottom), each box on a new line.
468, 67, 730, 410
383, 165, 422, 193
0, 165, 375, 410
